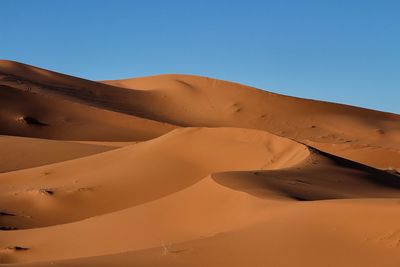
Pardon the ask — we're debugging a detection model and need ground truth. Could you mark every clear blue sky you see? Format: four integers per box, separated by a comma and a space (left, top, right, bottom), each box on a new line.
1, 0, 399, 114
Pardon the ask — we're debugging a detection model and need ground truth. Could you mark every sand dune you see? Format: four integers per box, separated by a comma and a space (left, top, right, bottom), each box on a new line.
1, 60, 400, 266
0, 127, 308, 229
213, 148, 400, 201
101, 74, 400, 168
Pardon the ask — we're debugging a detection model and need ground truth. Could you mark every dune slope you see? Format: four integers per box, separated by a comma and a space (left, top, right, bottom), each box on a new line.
0, 127, 308, 229
2, 60, 400, 168
16, 200, 399, 267
0, 135, 115, 173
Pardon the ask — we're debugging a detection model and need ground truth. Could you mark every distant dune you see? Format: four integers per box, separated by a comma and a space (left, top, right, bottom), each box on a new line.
1, 60, 400, 266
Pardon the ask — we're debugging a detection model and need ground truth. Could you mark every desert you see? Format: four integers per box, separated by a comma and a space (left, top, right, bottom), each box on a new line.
0, 60, 399, 266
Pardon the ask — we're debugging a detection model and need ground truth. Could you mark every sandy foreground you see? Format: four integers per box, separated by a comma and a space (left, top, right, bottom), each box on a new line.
0, 60, 400, 266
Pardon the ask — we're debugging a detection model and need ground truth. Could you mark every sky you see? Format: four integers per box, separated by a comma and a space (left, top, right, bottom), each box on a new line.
1, 0, 399, 114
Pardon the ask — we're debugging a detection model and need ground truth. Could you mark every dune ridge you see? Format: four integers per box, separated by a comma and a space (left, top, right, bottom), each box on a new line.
1, 60, 399, 266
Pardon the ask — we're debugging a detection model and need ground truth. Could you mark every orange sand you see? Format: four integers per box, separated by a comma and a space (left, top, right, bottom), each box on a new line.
1, 60, 399, 266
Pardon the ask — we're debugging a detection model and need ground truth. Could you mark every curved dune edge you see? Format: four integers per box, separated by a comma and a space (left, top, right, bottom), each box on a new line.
0, 175, 275, 264
0, 127, 309, 229
1, 141, 400, 263
212, 148, 400, 201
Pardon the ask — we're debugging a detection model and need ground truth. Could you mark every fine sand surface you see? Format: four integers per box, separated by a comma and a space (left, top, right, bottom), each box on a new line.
0, 60, 400, 266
